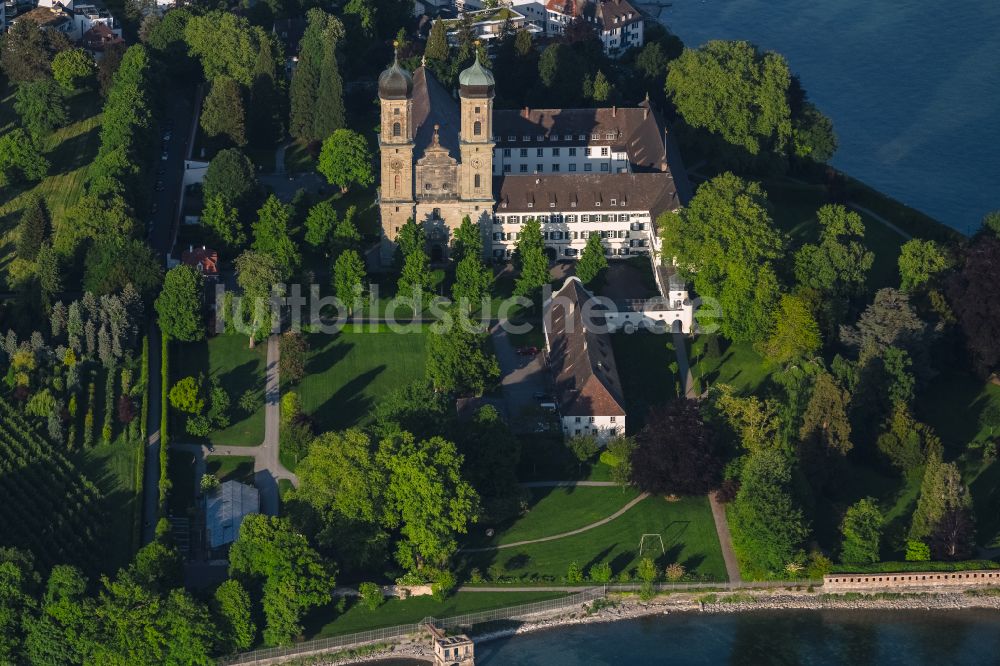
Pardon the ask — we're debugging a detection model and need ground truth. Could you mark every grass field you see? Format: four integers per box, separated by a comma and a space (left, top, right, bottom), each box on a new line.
459, 495, 727, 583
205, 455, 255, 485
173, 334, 267, 446
515, 434, 615, 482
302, 591, 567, 640
689, 335, 772, 395
465, 486, 642, 549
0, 89, 103, 288
611, 332, 678, 432
294, 329, 428, 434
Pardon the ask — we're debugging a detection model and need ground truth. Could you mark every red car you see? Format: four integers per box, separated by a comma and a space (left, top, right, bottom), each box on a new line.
516, 346, 540, 356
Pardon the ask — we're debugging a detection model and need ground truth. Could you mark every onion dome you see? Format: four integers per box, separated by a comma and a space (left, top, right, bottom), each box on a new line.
378, 50, 413, 100
458, 52, 495, 97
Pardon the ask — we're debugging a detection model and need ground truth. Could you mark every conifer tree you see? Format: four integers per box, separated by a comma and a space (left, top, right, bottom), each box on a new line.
249, 37, 284, 147
313, 42, 346, 140
201, 76, 247, 146
16, 194, 50, 261
576, 233, 607, 284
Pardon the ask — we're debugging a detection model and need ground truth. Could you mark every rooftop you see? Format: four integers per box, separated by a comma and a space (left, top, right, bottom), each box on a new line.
205, 481, 259, 549
494, 172, 681, 219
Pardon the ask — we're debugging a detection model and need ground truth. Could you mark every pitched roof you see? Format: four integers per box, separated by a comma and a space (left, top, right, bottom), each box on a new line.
596, 0, 643, 26
411, 67, 461, 160
181, 246, 220, 277
205, 481, 259, 549
494, 102, 669, 171
544, 278, 626, 417
494, 172, 681, 219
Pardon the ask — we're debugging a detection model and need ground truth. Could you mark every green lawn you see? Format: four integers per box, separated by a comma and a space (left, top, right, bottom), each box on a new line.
918, 371, 1000, 450
205, 455, 255, 485
167, 449, 197, 515
294, 329, 428, 434
459, 495, 727, 583
73, 439, 143, 573
465, 486, 642, 548
689, 335, 772, 395
302, 591, 566, 640
173, 334, 267, 446
0, 89, 102, 289
515, 434, 614, 482
611, 332, 678, 432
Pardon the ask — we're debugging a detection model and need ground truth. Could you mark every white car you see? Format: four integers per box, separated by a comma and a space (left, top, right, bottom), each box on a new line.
161, 151, 168, 160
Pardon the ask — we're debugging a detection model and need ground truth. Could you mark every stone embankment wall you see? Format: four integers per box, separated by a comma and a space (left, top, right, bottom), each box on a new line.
824, 570, 1000, 591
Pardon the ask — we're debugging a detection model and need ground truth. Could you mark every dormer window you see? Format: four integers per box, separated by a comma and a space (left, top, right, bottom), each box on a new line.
564, 134, 572, 141
578, 134, 586, 141
591, 132, 600, 140
523, 135, 530, 141
610, 199, 617, 206
509, 135, 516, 141
528, 202, 533, 208
596, 202, 601, 207
536, 135, 543, 141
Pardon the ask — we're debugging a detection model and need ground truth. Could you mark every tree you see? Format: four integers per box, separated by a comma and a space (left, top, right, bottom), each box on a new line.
947, 235, 1000, 376
537, 43, 586, 106
709, 384, 782, 453
799, 372, 852, 455
398, 244, 432, 301
1, 19, 61, 83
452, 253, 492, 309
359, 582, 384, 611
23, 564, 94, 666
424, 20, 450, 65
201, 195, 246, 251
169, 376, 204, 414
184, 11, 261, 86
898, 239, 953, 291
426, 312, 501, 396
331, 207, 362, 256
97, 42, 125, 96
792, 102, 837, 163
576, 233, 608, 284
248, 37, 284, 148
304, 201, 337, 250
234, 251, 282, 347
841, 288, 928, 365
929, 508, 976, 561
213, 580, 255, 652
332, 249, 367, 311
452, 216, 482, 262
203, 149, 259, 215
15, 78, 68, 139
840, 498, 882, 564
632, 399, 722, 495
289, 10, 344, 142
200, 76, 247, 147
983, 210, 1000, 237
155, 266, 204, 342
0, 129, 49, 185
909, 453, 972, 542
666, 40, 793, 155
318, 129, 374, 193
15, 195, 50, 262
83, 238, 163, 302
35, 243, 62, 310
729, 449, 809, 574
229, 515, 335, 646
279, 332, 309, 385
591, 70, 612, 102
514, 218, 549, 298
313, 42, 346, 139
567, 434, 599, 464
377, 432, 480, 570
794, 205, 873, 297
875, 403, 938, 471
657, 174, 784, 342
52, 48, 94, 91
252, 195, 300, 279
758, 293, 821, 365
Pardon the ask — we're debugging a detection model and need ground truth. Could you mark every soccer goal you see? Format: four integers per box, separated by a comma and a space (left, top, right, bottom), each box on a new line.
638, 534, 665, 558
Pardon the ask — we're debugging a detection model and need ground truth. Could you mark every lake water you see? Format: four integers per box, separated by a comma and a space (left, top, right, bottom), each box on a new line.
474, 609, 1000, 664
645, 0, 1000, 232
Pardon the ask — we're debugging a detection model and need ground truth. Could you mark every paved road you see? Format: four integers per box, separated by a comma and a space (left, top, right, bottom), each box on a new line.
672, 330, 698, 399
490, 319, 549, 433
461, 493, 650, 553
141, 325, 163, 544
848, 202, 913, 240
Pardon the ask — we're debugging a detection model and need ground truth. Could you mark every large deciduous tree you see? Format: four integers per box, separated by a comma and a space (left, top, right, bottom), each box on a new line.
15, 78, 68, 140
794, 205, 873, 298
839, 498, 882, 565
898, 239, 953, 291
758, 293, 821, 365
0, 129, 49, 186
332, 249, 367, 312
631, 399, 722, 496
52, 48, 95, 91
576, 233, 608, 285
318, 129, 374, 193
946, 235, 1000, 376
203, 149, 260, 216
252, 195, 300, 279
425, 310, 500, 396
184, 11, 262, 86
659, 173, 784, 342
514, 217, 549, 298
155, 266, 205, 342
234, 250, 282, 347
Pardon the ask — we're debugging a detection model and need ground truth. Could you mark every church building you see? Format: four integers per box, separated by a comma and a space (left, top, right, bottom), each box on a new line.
376, 52, 691, 264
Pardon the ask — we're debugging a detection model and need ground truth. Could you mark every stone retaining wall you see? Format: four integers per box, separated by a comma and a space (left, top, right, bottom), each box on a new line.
824, 570, 1000, 591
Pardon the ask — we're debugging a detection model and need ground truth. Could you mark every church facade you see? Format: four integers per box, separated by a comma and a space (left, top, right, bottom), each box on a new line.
376, 54, 691, 264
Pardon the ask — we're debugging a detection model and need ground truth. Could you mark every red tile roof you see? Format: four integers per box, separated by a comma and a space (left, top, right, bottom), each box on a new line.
181, 246, 219, 277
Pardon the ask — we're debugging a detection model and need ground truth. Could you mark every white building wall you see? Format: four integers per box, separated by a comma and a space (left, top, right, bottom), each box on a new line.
562, 414, 624, 442
493, 144, 629, 175
491, 209, 652, 258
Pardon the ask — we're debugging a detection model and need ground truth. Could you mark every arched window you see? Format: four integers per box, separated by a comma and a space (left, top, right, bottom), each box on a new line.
392, 122, 401, 137
393, 174, 400, 193
474, 174, 481, 189
473, 120, 482, 136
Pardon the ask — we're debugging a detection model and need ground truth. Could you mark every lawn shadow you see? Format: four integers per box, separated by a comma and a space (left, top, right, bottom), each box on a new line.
312, 365, 385, 432
609, 550, 636, 574
582, 544, 617, 574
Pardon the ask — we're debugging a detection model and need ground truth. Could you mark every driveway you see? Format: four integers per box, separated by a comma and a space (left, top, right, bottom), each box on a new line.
490, 320, 550, 434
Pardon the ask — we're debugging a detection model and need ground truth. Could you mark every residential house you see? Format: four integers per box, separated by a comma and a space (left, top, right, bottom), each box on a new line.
433, 6, 543, 46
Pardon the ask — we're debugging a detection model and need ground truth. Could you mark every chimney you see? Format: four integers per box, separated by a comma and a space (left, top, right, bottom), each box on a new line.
522, 106, 530, 118
643, 106, 649, 120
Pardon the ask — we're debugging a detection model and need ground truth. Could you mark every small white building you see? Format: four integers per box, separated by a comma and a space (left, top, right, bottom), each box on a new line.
603, 265, 694, 334
507, 0, 645, 58
433, 6, 543, 45
205, 480, 259, 550
543, 277, 626, 442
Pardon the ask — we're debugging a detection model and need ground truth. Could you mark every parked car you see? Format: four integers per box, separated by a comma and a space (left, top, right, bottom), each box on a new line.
516, 346, 540, 356
539, 402, 558, 412
161, 150, 169, 160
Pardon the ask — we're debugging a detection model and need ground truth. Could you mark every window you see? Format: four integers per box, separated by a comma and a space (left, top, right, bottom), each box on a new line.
503, 148, 511, 157
610, 416, 616, 423
508, 135, 516, 141
474, 174, 481, 188
523, 135, 530, 141
475, 106, 481, 113
584, 164, 593, 172
536, 164, 543, 172
610, 199, 617, 206
552, 164, 560, 172
552, 148, 560, 156
503, 164, 511, 173
575, 417, 581, 423
591, 132, 600, 140
392, 122, 401, 137
600, 163, 610, 172
601, 147, 609, 156
520, 148, 528, 158
474, 120, 482, 136
564, 134, 572, 141
578, 134, 586, 141
393, 174, 400, 191
393, 108, 400, 115
605, 132, 615, 140
536, 135, 543, 141
569, 147, 577, 156
519, 164, 528, 173
536, 148, 544, 157
586, 147, 593, 157
589, 416, 596, 423
581, 214, 590, 222
569, 164, 577, 172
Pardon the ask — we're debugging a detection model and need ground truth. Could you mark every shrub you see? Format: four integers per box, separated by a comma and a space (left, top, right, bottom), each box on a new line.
487, 563, 505, 582
665, 563, 685, 582
905, 539, 931, 562
637, 557, 658, 584
432, 570, 457, 602
566, 561, 584, 584
469, 568, 483, 584
200, 473, 219, 492
806, 551, 833, 579
588, 562, 612, 583
359, 582, 383, 611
